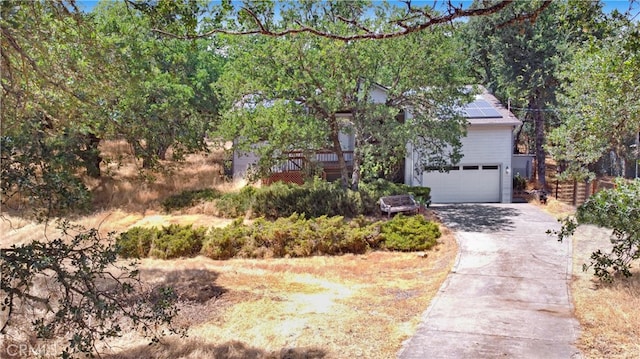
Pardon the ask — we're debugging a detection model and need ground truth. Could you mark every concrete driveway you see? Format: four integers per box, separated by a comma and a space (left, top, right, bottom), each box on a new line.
398, 203, 581, 358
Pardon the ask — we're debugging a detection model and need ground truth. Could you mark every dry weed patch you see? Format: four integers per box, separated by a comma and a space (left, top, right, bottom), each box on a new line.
2, 142, 458, 358
571, 225, 640, 358
530, 197, 639, 357
101, 228, 457, 359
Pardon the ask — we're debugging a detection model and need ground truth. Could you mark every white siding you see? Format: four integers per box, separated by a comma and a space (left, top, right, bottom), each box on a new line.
232, 149, 260, 180
338, 131, 354, 151
370, 85, 388, 104
406, 125, 514, 203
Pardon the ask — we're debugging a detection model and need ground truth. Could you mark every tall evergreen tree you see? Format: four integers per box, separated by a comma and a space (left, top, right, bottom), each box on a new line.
463, 0, 608, 187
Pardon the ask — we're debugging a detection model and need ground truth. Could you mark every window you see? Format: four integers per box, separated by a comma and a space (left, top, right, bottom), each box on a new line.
482, 165, 499, 170
463, 165, 479, 170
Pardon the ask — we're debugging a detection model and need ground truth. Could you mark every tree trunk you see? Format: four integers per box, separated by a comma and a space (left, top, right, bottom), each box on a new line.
157, 145, 168, 161
351, 132, 362, 191
79, 133, 102, 178
329, 115, 349, 189
532, 98, 546, 188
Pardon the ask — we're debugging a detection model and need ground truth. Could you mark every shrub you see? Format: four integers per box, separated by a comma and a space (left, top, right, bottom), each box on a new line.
118, 224, 206, 259
408, 186, 431, 207
381, 214, 441, 251
552, 178, 640, 281
210, 179, 430, 219
201, 219, 250, 259
513, 174, 527, 191
213, 186, 256, 218
359, 179, 431, 212
162, 188, 220, 212
117, 226, 157, 258
251, 179, 356, 218
201, 214, 383, 259
148, 224, 206, 259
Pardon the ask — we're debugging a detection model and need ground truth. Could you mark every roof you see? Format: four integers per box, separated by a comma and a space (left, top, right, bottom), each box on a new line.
464, 87, 521, 126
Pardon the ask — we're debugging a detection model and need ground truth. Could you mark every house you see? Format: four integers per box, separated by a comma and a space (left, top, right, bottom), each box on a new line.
232, 85, 520, 203
405, 87, 520, 203
231, 84, 388, 183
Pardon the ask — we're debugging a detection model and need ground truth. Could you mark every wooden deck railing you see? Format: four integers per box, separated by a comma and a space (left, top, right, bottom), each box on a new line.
270, 151, 354, 173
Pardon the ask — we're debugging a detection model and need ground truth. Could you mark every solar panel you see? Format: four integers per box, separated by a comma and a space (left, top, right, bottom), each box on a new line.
462, 99, 503, 118
464, 109, 485, 118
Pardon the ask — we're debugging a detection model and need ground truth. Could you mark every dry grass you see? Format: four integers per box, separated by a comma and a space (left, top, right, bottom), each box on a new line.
1, 140, 234, 246
101, 227, 457, 359
570, 225, 640, 358
541, 201, 640, 358
87, 140, 229, 213
1, 141, 459, 358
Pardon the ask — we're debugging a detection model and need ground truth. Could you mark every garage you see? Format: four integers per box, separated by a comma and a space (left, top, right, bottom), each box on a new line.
405, 87, 520, 203
421, 164, 501, 203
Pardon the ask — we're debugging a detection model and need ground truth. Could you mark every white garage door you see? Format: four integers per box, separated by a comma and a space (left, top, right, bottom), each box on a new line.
422, 165, 500, 203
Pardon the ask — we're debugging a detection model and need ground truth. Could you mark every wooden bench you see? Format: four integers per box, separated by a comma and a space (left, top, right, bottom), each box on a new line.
379, 195, 420, 218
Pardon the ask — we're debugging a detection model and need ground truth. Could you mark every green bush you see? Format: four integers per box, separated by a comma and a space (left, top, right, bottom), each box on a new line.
209, 179, 430, 219
116, 226, 157, 258
513, 174, 527, 191
201, 219, 250, 259
381, 214, 441, 251
251, 179, 358, 218
213, 186, 256, 218
553, 178, 640, 281
359, 179, 431, 211
149, 224, 206, 259
118, 224, 206, 259
201, 213, 382, 259
162, 188, 221, 212
119, 213, 443, 260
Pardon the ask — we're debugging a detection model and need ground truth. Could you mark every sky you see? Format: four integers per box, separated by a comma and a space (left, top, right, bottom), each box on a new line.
77, 1, 638, 15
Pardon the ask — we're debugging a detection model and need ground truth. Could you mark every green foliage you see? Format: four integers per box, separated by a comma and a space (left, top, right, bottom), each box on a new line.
200, 218, 249, 260
549, 21, 640, 180
116, 226, 157, 258
360, 179, 431, 211
149, 225, 207, 259
162, 188, 221, 212
1, 222, 184, 357
218, 23, 469, 188
202, 214, 381, 259
213, 185, 256, 218
251, 179, 359, 219
381, 215, 441, 251
211, 180, 431, 219
552, 179, 640, 281
118, 224, 206, 260
513, 173, 527, 191
0, 2, 106, 218
120, 212, 443, 260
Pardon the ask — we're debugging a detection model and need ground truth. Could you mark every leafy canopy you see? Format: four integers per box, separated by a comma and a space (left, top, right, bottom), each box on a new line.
217, 25, 471, 187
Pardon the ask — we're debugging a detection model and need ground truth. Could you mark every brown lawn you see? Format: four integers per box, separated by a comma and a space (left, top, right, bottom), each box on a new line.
540, 199, 640, 358
1, 141, 458, 359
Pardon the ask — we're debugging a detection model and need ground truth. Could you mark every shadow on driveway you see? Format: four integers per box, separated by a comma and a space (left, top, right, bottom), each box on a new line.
433, 204, 521, 233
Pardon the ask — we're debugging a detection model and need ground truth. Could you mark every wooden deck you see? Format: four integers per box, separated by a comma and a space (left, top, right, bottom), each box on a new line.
264, 150, 354, 184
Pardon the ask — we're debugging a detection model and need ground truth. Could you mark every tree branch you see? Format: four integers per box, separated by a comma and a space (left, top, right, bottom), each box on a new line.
497, 0, 553, 28
152, 0, 553, 41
